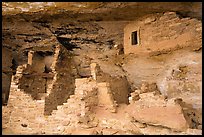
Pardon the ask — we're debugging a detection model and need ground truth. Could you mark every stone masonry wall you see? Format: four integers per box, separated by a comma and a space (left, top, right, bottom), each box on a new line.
124, 12, 202, 54
96, 67, 131, 104
2, 47, 13, 104
17, 51, 50, 100
18, 75, 47, 99
90, 62, 130, 104
3, 69, 45, 134
44, 45, 76, 115
97, 82, 117, 113
42, 78, 98, 134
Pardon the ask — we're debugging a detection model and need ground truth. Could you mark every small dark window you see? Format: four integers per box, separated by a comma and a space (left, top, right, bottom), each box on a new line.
131, 31, 138, 45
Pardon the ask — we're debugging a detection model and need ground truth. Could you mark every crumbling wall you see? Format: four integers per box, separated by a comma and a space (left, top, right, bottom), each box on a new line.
90, 62, 131, 104
96, 69, 131, 104
2, 47, 13, 105
124, 12, 202, 54
44, 45, 76, 115
97, 82, 117, 112
17, 51, 53, 100
3, 79, 45, 134
43, 78, 99, 134
18, 75, 47, 99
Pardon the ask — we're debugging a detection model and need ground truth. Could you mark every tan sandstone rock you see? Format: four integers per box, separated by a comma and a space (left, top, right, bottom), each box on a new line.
126, 92, 188, 131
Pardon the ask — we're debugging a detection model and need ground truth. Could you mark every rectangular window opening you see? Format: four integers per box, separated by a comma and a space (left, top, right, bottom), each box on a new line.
131, 31, 138, 45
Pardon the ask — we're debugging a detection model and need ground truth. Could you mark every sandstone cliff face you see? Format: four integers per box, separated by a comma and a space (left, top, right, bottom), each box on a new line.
2, 2, 202, 135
